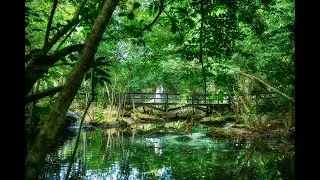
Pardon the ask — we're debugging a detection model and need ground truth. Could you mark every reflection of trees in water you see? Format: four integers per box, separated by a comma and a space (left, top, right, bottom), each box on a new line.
41, 130, 294, 180
233, 140, 295, 180
39, 136, 86, 179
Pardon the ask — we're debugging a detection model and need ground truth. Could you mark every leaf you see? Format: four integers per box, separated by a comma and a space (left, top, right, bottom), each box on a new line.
94, 61, 111, 67
205, 72, 215, 78
133, 2, 141, 9
94, 68, 111, 78
127, 11, 134, 20
56, 23, 63, 28
93, 57, 111, 67
187, 19, 195, 28
84, 71, 92, 81
25, 7, 32, 11
32, 28, 44, 32
96, 57, 106, 62
60, 57, 67, 63
148, 2, 158, 15
33, 19, 44, 22
31, 13, 40, 18
177, 7, 188, 15
118, 12, 127, 17
69, 54, 77, 61
99, 76, 111, 84
171, 23, 178, 33
50, 26, 58, 31
190, 13, 197, 18
30, 49, 42, 55
97, 79, 105, 87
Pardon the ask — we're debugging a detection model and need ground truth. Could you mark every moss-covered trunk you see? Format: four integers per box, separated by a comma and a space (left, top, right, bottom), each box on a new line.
25, 0, 119, 179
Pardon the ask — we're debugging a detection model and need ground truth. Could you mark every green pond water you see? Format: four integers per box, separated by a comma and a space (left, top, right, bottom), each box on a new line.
40, 122, 294, 180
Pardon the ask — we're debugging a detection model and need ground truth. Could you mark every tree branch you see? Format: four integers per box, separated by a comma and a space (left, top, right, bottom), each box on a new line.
57, 4, 71, 15
51, 44, 84, 60
135, 0, 165, 38
162, 9, 184, 40
55, 22, 79, 51
238, 71, 294, 101
42, 0, 87, 53
27, 44, 84, 70
26, 44, 84, 96
26, 85, 64, 104
44, 0, 59, 47
53, 62, 74, 67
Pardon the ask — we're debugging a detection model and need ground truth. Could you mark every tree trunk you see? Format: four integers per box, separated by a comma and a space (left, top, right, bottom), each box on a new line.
105, 82, 111, 103
199, 0, 206, 103
25, 1, 118, 179
29, 80, 41, 122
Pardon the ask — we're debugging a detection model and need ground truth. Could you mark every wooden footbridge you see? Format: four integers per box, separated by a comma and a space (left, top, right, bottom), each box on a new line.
116, 92, 279, 114
120, 92, 231, 113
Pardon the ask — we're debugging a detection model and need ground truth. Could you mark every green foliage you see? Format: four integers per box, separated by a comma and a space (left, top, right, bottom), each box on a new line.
26, 0, 294, 119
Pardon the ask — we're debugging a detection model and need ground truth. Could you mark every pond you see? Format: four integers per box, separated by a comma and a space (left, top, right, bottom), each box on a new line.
40, 122, 294, 180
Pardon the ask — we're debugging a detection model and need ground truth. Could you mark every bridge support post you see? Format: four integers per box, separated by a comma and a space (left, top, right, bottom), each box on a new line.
165, 94, 169, 115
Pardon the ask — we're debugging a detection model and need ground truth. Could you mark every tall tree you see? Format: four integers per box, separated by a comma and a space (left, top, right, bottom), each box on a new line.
25, 0, 119, 179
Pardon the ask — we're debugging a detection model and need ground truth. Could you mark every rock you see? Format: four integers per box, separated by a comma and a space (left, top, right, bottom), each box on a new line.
65, 111, 81, 125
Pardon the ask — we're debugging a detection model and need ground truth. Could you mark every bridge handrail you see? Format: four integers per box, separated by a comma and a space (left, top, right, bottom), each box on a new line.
114, 92, 280, 104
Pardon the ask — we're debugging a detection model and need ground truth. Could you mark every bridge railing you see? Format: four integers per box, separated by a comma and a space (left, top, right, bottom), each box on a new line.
118, 92, 280, 105
122, 92, 232, 105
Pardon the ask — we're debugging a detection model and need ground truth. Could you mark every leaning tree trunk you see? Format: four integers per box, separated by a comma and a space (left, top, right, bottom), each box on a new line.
25, 0, 119, 179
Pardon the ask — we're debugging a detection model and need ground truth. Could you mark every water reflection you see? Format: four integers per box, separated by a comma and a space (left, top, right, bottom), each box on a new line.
146, 138, 164, 156
41, 125, 294, 180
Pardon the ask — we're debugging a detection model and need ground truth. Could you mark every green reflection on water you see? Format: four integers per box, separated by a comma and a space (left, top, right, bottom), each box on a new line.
41, 123, 294, 180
